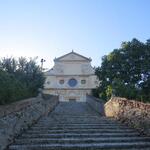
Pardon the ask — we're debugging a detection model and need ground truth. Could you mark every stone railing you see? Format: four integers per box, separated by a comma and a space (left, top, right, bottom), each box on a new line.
0, 95, 59, 150
105, 97, 150, 136
86, 95, 104, 115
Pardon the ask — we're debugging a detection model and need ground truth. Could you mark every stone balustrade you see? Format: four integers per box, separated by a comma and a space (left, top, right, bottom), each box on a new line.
0, 95, 59, 150
105, 97, 150, 136
86, 95, 105, 115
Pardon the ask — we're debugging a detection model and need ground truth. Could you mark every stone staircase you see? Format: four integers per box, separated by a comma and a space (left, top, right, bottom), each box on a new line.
8, 102, 150, 150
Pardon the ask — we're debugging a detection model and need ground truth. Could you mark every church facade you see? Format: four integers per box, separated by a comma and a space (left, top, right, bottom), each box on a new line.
43, 51, 99, 102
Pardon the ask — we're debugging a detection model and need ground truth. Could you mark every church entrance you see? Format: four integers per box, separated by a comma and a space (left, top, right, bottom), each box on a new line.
69, 98, 76, 102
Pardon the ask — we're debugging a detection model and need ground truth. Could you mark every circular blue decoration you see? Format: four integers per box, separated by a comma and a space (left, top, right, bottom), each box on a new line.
68, 78, 77, 87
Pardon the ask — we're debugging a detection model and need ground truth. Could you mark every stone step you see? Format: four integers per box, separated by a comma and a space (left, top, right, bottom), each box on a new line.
39, 117, 103, 119
34, 122, 124, 125
31, 126, 131, 130
14, 137, 150, 144
9, 142, 150, 150
49, 116, 115, 121
47, 116, 100, 118
49, 114, 100, 117
39, 120, 103, 123
45, 117, 102, 119
8, 102, 150, 150
38, 120, 122, 125
21, 132, 140, 138
38, 121, 106, 124
41, 116, 112, 119
27, 128, 135, 133
38, 121, 123, 123
43, 119, 115, 123
42, 117, 102, 119
37, 120, 120, 124
26, 129, 136, 134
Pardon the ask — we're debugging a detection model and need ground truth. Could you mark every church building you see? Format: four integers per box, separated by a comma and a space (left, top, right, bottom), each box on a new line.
43, 51, 99, 102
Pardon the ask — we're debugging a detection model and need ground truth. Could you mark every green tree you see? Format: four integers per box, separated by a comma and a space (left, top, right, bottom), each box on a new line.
95, 38, 150, 102
0, 57, 45, 105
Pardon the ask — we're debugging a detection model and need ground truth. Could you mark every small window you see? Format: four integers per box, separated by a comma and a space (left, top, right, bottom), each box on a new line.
47, 81, 50, 84
81, 80, 86, 84
59, 79, 64, 85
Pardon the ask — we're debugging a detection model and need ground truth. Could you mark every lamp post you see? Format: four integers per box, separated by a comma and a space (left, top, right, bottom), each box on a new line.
40, 58, 46, 71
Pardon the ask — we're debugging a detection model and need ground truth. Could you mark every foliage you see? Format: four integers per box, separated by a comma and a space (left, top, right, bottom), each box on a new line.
95, 38, 150, 102
0, 57, 45, 105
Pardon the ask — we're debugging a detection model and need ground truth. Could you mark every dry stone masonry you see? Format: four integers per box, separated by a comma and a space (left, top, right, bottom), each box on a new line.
105, 97, 150, 136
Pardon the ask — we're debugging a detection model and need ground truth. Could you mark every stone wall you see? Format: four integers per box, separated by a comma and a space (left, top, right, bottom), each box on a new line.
86, 95, 104, 115
105, 97, 150, 136
0, 95, 59, 150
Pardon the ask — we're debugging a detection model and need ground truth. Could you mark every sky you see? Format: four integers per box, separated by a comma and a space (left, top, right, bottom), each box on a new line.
0, 0, 150, 69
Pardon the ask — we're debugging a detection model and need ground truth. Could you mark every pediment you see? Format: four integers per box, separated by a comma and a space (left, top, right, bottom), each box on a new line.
54, 51, 91, 62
